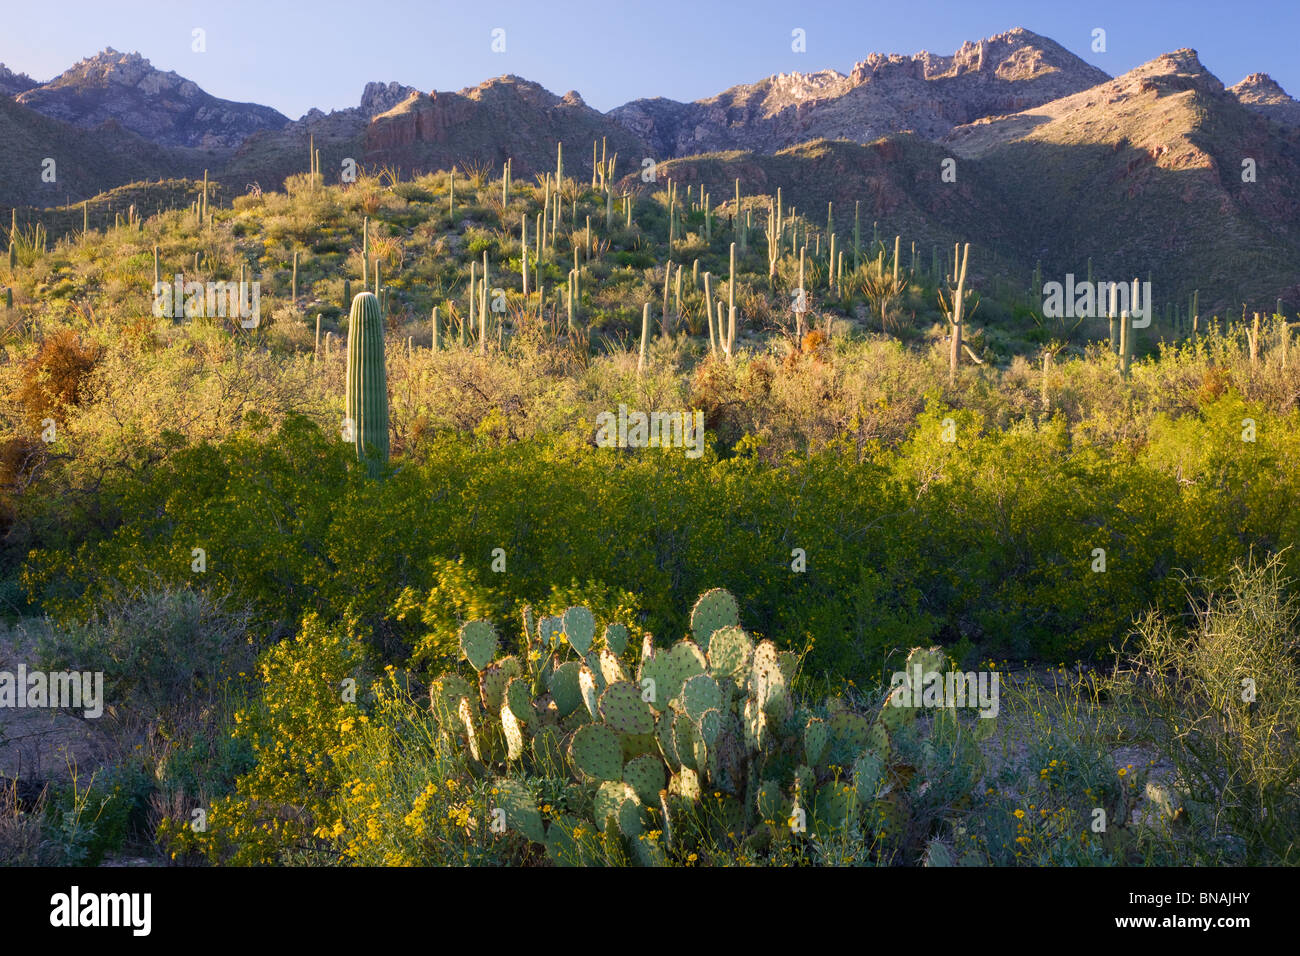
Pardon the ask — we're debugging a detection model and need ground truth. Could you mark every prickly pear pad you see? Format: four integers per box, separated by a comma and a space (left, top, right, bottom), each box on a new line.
548, 661, 585, 717
603, 622, 630, 656
707, 626, 753, 684
600, 681, 655, 736
623, 754, 666, 803
563, 605, 596, 656
493, 778, 546, 843
690, 588, 740, 651
680, 673, 722, 721
570, 723, 624, 781
459, 620, 498, 671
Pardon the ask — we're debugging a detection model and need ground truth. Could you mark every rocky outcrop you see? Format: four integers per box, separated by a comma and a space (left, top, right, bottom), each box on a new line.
362, 75, 648, 177
609, 28, 1111, 157
1230, 72, 1300, 128
0, 63, 38, 97
15, 48, 287, 148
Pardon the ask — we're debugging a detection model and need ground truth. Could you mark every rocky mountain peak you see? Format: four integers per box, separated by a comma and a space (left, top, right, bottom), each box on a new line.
14, 48, 288, 149
359, 81, 419, 118
1229, 71, 1300, 127
0, 62, 39, 96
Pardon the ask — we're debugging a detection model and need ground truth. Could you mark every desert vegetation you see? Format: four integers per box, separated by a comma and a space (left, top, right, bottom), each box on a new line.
1, 150, 1297, 867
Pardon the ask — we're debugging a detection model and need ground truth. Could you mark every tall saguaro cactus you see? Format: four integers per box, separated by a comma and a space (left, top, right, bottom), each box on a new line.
345, 291, 390, 477
945, 243, 971, 385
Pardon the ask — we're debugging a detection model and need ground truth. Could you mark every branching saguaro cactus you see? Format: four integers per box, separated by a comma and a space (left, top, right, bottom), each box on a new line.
938, 243, 983, 384
764, 196, 783, 284
428, 589, 993, 867
344, 291, 390, 477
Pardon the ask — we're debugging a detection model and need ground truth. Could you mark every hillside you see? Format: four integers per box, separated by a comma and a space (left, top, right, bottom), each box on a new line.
947, 50, 1300, 313
0, 93, 214, 208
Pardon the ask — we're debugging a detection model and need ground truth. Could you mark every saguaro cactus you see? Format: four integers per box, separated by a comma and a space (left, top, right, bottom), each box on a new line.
639, 303, 650, 374
945, 243, 971, 384
345, 291, 390, 476
726, 242, 738, 363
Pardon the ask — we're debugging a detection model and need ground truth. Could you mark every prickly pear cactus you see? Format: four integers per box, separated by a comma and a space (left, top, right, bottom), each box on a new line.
429, 589, 991, 866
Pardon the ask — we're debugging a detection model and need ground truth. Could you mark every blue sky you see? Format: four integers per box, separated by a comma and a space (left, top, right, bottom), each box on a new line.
3, 0, 1297, 119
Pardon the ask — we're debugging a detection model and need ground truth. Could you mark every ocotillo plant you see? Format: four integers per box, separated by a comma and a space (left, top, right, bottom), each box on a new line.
344, 291, 390, 477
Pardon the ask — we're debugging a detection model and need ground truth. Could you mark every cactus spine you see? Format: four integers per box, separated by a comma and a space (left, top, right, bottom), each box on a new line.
344, 291, 390, 476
